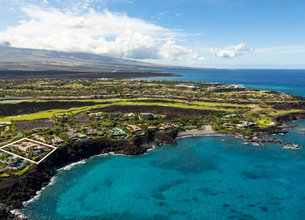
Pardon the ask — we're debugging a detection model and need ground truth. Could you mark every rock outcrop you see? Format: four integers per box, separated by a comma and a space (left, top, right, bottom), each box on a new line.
0, 129, 178, 219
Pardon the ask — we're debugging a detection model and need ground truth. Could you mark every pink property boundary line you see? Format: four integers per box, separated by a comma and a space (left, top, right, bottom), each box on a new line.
0, 138, 57, 165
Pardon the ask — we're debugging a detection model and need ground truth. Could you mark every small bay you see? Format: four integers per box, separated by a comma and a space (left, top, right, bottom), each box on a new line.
24, 69, 305, 219
24, 120, 305, 220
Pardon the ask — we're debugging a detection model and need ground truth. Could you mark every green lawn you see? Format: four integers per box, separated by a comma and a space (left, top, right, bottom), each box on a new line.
15, 165, 32, 176
0, 98, 260, 121
0, 104, 109, 121
269, 109, 302, 116
256, 115, 274, 128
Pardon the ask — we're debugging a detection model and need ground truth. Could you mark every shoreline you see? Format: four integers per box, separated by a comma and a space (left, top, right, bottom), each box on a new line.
0, 129, 179, 219
177, 125, 217, 138
18, 119, 305, 219
1, 115, 305, 219
17, 132, 223, 218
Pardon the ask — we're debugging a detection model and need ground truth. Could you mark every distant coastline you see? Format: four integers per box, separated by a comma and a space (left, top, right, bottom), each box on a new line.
0, 77, 304, 219
0, 70, 179, 79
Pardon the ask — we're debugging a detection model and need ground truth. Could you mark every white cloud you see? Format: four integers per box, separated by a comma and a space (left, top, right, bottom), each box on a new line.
211, 43, 254, 58
0, 6, 204, 62
190, 54, 205, 62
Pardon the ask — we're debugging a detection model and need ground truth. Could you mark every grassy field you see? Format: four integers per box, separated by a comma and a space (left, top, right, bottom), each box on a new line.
269, 109, 303, 116
256, 115, 274, 128
0, 104, 109, 121
0, 98, 257, 121
1, 97, 302, 122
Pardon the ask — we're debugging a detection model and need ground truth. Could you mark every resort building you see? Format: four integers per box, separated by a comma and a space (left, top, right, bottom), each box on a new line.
124, 113, 135, 118
221, 114, 238, 121
111, 128, 126, 136
147, 126, 158, 131
126, 125, 142, 133
159, 125, 171, 131
139, 113, 155, 119
175, 84, 198, 90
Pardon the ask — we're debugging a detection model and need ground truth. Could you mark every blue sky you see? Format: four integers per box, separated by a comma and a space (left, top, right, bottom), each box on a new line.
0, 0, 305, 68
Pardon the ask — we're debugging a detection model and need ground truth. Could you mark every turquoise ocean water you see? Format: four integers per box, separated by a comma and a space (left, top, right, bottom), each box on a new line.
24, 69, 305, 219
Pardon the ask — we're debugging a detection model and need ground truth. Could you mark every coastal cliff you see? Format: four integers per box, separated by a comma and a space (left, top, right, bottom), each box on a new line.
274, 112, 305, 124
0, 129, 178, 219
1, 112, 305, 219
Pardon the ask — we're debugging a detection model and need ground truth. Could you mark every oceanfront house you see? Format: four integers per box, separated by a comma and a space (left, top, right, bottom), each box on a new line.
113, 113, 120, 118
223, 123, 234, 128
1, 139, 55, 165
32, 134, 46, 142
83, 128, 104, 136
0, 155, 28, 174
10, 141, 39, 152
139, 113, 155, 120
159, 124, 171, 131
208, 84, 246, 92
56, 115, 71, 123
51, 136, 64, 145
147, 126, 158, 131
171, 124, 179, 128
32, 144, 46, 154
221, 114, 238, 121
77, 133, 88, 139
88, 112, 104, 119
67, 129, 77, 139
124, 113, 135, 118
237, 121, 257, 129
175, 84, 199, 90
67, 129, 88, 141
111, 127, 126, 137
126, 125, 142, 133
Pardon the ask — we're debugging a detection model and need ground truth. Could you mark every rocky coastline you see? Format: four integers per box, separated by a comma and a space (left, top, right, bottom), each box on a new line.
235, 112, 305, 148
0, 112, 305, 220
0, 129, 178, 220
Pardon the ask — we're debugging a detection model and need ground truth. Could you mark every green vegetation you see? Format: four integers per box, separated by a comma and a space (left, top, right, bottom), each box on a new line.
0, 104, 108, 121
0, 79, 304, 177
269, 109, 302, 116
256, 116, 273, 128
0, 99, 255, 121
15, 164, 32, 176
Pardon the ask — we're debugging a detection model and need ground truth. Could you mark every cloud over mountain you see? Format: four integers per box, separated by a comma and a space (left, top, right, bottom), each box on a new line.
0, 6, 204, 62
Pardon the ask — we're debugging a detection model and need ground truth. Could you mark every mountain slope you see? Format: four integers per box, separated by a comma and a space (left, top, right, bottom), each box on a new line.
0, 46, 175, 73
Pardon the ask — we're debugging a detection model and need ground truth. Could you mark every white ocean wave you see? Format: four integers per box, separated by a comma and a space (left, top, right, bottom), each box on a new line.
177, 134, 226, 139
58, 160, 87, 171
22, 156, 109, 208
147, 145, 157, 152
10, 209, 27, 219
22, 176, 58, 207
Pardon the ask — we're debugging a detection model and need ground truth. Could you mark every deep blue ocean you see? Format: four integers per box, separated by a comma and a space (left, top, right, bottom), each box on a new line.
24, 69, 305, 220
138, 69, 305, 96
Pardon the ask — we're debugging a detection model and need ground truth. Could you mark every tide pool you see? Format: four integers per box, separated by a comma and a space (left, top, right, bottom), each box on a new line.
24, 121, 305, 220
